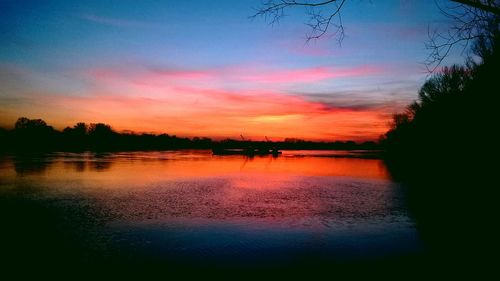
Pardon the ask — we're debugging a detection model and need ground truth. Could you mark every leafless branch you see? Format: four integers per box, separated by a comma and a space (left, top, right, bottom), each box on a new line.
251, 0, 347, 43
451, 0, 500, 15
251, 0, 499, 73
425, 0, 500, 72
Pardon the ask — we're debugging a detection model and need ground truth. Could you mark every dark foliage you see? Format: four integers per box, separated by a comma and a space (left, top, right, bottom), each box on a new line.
382, 31, 499, 268
383, 34, 499, 170
0, 120, 205, 152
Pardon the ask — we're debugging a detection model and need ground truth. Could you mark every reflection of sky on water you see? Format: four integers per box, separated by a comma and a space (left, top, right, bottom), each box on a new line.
0, 151, 423, 264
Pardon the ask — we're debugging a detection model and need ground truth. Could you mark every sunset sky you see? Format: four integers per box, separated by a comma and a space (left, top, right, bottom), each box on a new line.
0, 0, 463, 141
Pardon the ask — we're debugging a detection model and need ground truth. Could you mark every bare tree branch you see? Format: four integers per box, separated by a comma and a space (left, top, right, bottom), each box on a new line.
451, 0, 500, 15
425, 0, 500, 72
252, 0, 499, 73
251, 0, 347, 43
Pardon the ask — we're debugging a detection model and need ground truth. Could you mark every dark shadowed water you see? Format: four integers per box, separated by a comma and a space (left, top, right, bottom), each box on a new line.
0, 150, 424, 270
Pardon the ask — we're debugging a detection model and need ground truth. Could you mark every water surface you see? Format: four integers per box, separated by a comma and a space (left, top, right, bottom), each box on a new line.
0, 150, 423, 268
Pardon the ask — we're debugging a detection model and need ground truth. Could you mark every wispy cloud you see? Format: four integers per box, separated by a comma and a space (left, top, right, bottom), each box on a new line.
79, 13, 161, 28
87, 64, 384, 90
297, 85, 416, 113
236, 65, 382, 84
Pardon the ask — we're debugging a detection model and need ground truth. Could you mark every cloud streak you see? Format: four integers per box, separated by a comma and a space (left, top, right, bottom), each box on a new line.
237, 65, 381, 84
88, 63, 384, 89
79, 14, 161, 28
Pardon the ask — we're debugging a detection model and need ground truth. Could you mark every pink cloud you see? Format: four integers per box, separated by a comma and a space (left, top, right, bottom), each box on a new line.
86, 64, 383, 91
151, 69, 215, 80
238, 65, 381, 84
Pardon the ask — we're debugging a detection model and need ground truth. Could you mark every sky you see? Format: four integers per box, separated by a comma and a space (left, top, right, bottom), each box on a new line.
0, 0, 464, 141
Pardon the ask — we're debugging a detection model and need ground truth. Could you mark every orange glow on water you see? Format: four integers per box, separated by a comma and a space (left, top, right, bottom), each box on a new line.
2, 151, 390, 190
0, 151, 396, 230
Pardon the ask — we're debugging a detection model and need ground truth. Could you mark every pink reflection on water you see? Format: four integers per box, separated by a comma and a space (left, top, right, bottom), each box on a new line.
2, 151, 399, 226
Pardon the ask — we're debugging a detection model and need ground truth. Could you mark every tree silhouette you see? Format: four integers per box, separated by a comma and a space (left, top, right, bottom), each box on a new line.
381, 33, 500, 264
15, 117, 52, 131
73, 122, 88, 135
383, 64, 475, 157
88, 123, 114, 137
62, 122, 89, 150
383, 24, 499, 165
418, 65, 472, 105
10, 117, 58, 150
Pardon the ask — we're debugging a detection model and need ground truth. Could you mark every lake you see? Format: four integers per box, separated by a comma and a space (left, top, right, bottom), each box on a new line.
0, 150, 424, 271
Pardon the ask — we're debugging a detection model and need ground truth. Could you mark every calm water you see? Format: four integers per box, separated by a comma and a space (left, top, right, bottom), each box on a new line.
0, 150, 423, 267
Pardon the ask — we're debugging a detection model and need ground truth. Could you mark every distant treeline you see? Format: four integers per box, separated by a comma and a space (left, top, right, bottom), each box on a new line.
0, 118, 379, 152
